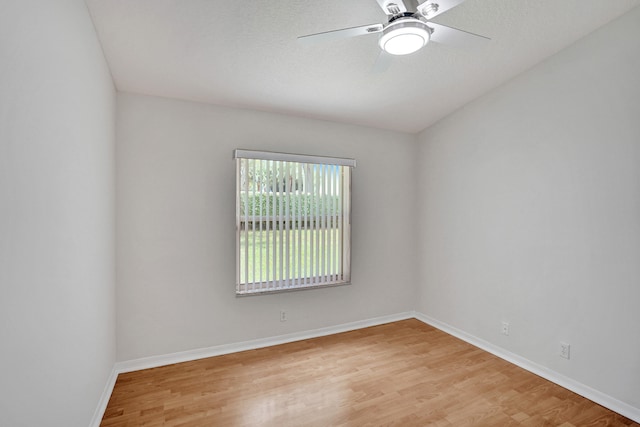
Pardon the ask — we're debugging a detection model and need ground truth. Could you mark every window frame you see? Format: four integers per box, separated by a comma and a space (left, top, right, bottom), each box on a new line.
234, 149, 355, 296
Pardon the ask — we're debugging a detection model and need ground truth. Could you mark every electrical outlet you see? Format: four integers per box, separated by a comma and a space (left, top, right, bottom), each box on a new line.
501, 321, 510, 336
280, 310, 287, 322
560, 342, 571, 359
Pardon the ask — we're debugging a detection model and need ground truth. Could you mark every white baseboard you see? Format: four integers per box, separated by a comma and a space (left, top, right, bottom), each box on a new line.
413, 311, 640, 423
89, 366, 118, 427
115, 311, 414, 374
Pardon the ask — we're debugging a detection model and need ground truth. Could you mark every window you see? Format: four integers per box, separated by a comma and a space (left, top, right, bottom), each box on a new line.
234, 149, 355, 295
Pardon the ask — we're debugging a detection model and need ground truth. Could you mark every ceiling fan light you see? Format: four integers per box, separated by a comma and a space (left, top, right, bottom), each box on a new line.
379, 19, 430, 55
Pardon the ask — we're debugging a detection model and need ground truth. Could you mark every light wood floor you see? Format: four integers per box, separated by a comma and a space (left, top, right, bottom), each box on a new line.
101, 319, 638, 426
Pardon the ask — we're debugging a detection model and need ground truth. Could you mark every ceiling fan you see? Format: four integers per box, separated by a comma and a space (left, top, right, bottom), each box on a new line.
298, 0, 489, 57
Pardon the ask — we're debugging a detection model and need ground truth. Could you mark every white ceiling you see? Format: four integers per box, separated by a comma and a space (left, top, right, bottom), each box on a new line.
86, 0, 640, 134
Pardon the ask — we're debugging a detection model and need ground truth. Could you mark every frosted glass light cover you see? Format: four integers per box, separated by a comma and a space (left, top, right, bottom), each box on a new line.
379, 21, 430, 55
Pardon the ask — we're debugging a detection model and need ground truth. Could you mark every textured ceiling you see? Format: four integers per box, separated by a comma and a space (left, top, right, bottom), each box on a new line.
86, 0, 640, 134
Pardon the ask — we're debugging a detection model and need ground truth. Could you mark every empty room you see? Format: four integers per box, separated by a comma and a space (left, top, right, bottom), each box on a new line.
1, 0, 639, 426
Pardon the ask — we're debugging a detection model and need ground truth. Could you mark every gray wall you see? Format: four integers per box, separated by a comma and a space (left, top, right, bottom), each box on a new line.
0, 1, 116, 426
416, 8, 640, 409
116, 93, 417, 361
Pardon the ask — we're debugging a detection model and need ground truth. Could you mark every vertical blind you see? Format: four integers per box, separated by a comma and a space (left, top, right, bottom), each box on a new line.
234, 149, 355, 295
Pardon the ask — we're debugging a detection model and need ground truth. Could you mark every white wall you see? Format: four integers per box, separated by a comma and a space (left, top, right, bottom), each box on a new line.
416, 7, 640, 410
2, 0, 634, 422
0, 1, 116, 426
116, 93, 417, 361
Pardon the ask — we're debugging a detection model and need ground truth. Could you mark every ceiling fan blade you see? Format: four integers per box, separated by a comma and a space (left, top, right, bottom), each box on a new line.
372, 51, 393, 73
428, 22, 490, 48
417, 0, 466, 19
298, 23, 383, 45
375, 0, 410, 16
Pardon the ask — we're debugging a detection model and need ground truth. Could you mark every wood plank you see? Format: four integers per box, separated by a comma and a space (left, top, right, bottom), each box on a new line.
101, 319, 638, 426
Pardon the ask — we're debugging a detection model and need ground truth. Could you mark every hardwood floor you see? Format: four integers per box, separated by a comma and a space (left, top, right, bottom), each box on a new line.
101, 319, 638, 426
